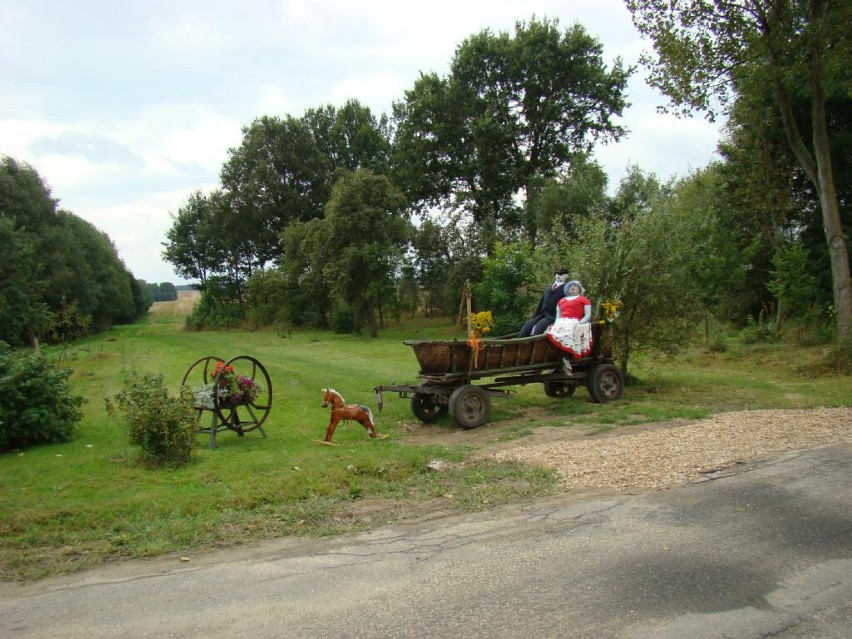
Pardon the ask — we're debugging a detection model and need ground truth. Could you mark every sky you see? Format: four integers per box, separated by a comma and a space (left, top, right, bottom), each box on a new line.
0, 0, 723, 285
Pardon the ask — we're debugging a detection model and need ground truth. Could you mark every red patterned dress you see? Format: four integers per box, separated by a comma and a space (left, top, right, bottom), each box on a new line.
546, 294, 593, 357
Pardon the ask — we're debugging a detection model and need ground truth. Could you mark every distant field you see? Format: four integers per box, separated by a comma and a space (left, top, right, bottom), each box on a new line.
148, 289, 200, 317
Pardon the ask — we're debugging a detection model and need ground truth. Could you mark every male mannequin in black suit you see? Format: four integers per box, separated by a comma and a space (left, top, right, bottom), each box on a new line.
518, 268, 568, 337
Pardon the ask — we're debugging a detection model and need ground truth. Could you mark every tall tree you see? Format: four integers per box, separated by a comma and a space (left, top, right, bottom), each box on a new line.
393, 17, 631, 250
0, 157, 52, 346
719, 75, 852, 325
50, 212, 138, 330
322, 169, 411, 337
303, 99, 393, 178
1, 157, 144, 345
0, 213, 49, 346
219, 115, 331, 265
280, 217, 334, 327
166, 103, 395, 311
525, 156, 609, 242
162, 190, 223, 286
567, 167, 703, 375
626, 0, 852, 340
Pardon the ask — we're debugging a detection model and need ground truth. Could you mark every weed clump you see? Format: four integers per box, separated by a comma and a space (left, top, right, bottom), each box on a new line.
106, 373, 197, 467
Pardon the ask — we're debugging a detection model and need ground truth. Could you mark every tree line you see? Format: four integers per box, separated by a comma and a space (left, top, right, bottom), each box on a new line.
162, 11, 849, 371
149, 282, 178, 302
163, 17, 631, 335
0, 156, 152, 347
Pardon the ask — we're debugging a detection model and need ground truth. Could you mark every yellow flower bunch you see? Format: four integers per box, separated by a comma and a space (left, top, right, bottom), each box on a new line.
469, 310, 494, 336
601, 300, 623, 323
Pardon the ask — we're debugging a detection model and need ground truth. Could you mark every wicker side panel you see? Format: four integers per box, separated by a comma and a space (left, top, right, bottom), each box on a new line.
409, 341, 452, 375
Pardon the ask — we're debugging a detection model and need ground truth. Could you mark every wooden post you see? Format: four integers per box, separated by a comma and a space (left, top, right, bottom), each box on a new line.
209, 410, 218, 448
453, 280, 472, 341
466, 283, 472, 338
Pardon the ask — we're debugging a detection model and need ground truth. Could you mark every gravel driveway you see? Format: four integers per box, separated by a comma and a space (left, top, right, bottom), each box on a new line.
494, 407, 852, 491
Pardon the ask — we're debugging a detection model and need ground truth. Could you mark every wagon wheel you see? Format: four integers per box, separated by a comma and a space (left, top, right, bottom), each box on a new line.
587, 363, 624, 404
181, 355, 226, 422
448, 384, 491, 430
543, 381, 576, 398
213, 356, 273, 434
181, 355, 226, 388
410, 391, 448, 423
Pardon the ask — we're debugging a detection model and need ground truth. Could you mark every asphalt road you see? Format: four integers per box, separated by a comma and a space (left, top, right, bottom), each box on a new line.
2, 443, 850, 639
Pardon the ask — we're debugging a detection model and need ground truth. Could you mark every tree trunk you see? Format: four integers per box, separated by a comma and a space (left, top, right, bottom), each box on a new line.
809, 52, 852, 340
770, 18, 852, 341
366, 300, 378, 338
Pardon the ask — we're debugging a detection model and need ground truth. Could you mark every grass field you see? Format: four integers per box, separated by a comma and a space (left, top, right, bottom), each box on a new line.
1, 297, 850, 582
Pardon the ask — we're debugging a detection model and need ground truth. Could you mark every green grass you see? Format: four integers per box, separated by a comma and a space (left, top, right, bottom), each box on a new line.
1, 313, 850, 582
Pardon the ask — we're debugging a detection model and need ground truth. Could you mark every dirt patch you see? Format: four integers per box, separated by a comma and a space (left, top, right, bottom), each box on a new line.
398, 406, 682, 452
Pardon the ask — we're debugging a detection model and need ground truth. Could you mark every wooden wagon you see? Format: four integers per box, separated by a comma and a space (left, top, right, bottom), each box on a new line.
374, 323, 624, 429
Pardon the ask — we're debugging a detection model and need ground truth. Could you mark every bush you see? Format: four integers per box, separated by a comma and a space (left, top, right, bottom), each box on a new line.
707, 334, 728, 353
331, 307, 355, 334
0, 343, 84, 451
823, 336, 852, 374
473, 243, 539, 337
106, 373, 197, 467
739, 314, 774, 344
184, 291, 245, 330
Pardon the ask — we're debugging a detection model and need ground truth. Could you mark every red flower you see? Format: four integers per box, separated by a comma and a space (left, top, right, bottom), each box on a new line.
213, 361, 234, 377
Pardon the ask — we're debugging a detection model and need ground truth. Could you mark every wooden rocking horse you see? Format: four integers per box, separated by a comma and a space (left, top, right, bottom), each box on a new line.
320, 388, 380, 443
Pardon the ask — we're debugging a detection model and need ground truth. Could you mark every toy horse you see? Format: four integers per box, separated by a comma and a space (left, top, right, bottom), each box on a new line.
320, 388, 378, 442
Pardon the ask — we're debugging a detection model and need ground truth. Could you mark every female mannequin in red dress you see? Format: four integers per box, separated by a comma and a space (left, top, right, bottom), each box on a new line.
546, 281, 593, 369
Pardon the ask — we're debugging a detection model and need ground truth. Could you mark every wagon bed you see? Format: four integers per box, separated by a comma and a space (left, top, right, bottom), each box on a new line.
374, 323, 624, 429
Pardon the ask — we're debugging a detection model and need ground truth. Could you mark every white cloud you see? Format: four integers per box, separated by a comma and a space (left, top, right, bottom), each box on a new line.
595, 112, 721, 190
123, 105, 244, 174
255, 85, 299, 119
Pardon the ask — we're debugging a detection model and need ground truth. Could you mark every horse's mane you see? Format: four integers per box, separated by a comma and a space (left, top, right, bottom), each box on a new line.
322, 387, 343, 400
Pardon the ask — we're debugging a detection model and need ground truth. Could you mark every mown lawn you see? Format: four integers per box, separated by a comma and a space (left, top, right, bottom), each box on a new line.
1, 307, 849, 582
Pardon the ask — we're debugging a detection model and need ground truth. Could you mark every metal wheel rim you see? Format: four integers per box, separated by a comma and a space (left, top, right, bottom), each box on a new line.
213, 356, 272, 432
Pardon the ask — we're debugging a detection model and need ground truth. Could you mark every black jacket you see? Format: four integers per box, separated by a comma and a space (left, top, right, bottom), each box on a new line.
532, 283, 565, 321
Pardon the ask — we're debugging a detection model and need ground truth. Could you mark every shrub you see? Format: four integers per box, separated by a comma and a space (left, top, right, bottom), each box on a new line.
0, 343, 84, 451
707, 334, 728, 353
739, 313, 774, 344
184, 288, 245, 330
106, 373, 197, 467
822, 336, 852, 374
473, 243, 539, 336
331, 307, 355, 334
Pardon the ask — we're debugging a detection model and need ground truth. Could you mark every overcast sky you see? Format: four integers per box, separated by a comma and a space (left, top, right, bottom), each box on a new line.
1, 0, 722, 285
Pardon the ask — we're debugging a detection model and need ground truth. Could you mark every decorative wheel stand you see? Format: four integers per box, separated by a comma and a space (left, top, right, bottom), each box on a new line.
181, 355, 273, 448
